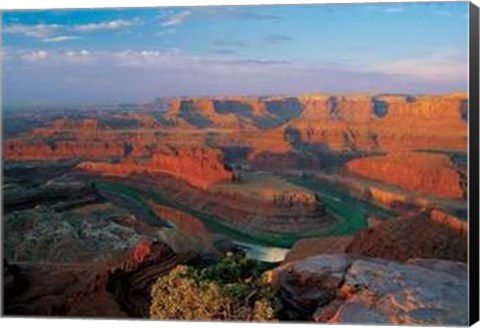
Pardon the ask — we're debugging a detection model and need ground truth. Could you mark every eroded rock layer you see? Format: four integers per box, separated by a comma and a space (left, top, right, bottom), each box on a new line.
4, 93, 467, 164
346, 152, 464, 199
78, 147, 234, 189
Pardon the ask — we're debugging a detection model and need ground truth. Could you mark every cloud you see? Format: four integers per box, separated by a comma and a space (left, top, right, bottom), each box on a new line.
157, 7, 281, 27
66, 50, 90, 56
21, 50, 49, 61
73, 19, 139, 32
366, 53, 467, 82
161, 11, 192, 27
4, 47, 467, 106
203, 7, 281, 20
263, 33, 293, 44
3, 19, 140, 39
4, 23, 62, 38
64, 50, 95, 64
384, 7, 405, 14
41, 35, 82, 43
5, 46, 466, 106
11, 47, 290, 72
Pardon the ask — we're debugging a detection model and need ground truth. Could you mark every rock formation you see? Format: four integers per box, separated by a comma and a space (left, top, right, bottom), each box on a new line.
4, 93, 467, 164
347, 152, 464, 199
430, 208, 468, 235
78, 147, 234, 189
345, 214, 467, 262
3, 241, 189, 317
283, 236, 353, 263
294, 93, 467, 152
269, 254, 467, 325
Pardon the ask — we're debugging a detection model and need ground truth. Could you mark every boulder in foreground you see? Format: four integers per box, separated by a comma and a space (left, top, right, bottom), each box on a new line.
270, 254, 467, 325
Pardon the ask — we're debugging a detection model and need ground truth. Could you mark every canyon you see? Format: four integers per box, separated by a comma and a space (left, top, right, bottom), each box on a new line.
2, 92, 468, 323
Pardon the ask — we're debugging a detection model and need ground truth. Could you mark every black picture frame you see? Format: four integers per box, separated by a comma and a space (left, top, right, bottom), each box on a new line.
469, 1, 479, 325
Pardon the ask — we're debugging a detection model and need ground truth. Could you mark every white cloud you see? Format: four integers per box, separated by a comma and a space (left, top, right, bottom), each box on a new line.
64, 50, 94, 63
3, 19, 139, 39
73, 19, 139, 32
9, 46, 467, 89
112, 48, 187, 67
367, 53, 467, 82
4, 23, 62, 38
41, 35, 82, 43
65, 50, 91, 58
21, 50, 49, 61
11, 48, 292, 76
384, 7, 405, 14
161, 11, 192, 27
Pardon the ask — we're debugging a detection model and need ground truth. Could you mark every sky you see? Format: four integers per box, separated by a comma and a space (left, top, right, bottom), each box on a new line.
1, 1, 470, 107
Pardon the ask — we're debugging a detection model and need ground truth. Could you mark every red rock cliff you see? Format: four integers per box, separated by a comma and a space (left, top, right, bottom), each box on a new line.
294, 94, 467, 152
346, 152, 464, 199
78, 147, 234, 189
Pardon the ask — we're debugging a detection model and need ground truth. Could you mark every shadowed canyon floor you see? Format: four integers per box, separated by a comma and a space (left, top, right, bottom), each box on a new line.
2, 92, 468, 323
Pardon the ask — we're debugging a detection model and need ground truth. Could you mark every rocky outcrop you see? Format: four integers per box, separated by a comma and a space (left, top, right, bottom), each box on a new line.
345, 214, 467, 263
269, 254, 467, 325
284, 236, 353, 263
3, 241, 189, 317
430, 209, 468, 235
347, 152, 464, 199
107, 240, 193, 317
78, 147, 234, 189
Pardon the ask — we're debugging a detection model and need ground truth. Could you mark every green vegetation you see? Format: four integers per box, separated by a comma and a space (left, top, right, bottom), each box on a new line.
150, 254, 279, 321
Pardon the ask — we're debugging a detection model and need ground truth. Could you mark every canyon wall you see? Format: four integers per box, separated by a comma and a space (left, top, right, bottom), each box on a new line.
78, 147, 234, 189
4, 93, 467, 163
294, 93, 467, 152
346, 152, 464, 199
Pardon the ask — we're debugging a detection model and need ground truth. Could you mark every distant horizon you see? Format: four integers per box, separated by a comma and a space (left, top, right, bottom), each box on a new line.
2, 1, 469, 107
